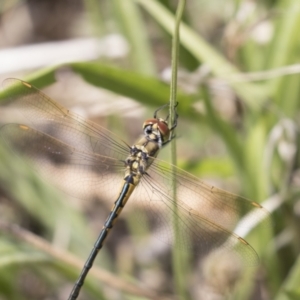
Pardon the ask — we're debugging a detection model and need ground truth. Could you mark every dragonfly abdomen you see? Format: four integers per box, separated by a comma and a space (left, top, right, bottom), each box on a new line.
69, 177, 136, 300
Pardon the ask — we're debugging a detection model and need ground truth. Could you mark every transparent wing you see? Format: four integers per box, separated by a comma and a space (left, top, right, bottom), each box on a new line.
131, 158, 270, 266
0, 124, 125, 201
0, 78, 269, 266
2, 78, 130, 158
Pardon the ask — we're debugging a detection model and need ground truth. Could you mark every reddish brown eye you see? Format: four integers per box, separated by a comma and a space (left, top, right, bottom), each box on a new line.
157, 120, 170, 138
143, 118, 158, 129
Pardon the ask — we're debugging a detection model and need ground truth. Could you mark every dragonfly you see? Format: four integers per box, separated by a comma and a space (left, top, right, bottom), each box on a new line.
0, 79, 269, 300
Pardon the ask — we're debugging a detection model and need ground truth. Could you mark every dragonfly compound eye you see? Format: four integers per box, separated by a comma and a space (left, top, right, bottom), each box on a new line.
157, 119, 170, 140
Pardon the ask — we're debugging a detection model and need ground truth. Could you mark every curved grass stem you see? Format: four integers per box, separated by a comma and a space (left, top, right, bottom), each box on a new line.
169, 1, 189, 299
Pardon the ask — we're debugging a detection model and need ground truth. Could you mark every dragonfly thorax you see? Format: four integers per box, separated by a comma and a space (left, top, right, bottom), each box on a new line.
124, 135, 161, 185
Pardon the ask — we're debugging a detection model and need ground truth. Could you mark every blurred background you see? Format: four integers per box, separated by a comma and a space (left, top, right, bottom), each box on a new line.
0, 0, 299, 299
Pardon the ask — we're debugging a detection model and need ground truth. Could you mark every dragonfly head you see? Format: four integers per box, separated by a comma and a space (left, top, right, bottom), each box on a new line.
142, 103, 178, 147
142, 118, 170, 147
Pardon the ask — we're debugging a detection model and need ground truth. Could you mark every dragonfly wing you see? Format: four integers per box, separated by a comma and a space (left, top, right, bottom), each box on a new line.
2, 78, 129, 158
0, 124, 125, 201
131, 158, 270, 266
